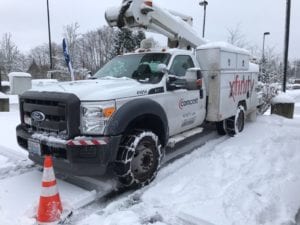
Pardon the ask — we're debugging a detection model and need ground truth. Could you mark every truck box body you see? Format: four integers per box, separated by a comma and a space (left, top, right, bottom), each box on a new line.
196, 42, 259, 122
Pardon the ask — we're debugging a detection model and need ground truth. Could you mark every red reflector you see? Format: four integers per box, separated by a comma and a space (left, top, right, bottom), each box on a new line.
196, 79, 202, 87
144, 0, 152, 7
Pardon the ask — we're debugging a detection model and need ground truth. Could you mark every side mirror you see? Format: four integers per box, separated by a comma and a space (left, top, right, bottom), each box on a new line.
157, 64, 168, 74
167, 75, 186, 90
185, 68, 203, 90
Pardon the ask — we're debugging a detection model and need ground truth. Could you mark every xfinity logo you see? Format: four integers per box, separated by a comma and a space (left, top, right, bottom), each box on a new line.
31, 111, 46, 122
229, 75, 255, 102
179, 98, 199, 109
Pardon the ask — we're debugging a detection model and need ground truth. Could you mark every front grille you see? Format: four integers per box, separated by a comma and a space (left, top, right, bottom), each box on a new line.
20, 91, 80, 139
23, 99, 67, 134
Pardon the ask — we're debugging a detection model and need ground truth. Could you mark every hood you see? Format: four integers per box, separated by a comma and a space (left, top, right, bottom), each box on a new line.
31, 78, 155, 101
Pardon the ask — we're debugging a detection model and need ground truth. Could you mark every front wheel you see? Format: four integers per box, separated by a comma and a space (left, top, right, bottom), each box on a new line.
114, 130, 162, 188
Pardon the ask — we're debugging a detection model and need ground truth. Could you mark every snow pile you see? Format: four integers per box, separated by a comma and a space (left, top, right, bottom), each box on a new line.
32, 133, 67, 145
272, 92, 295, 104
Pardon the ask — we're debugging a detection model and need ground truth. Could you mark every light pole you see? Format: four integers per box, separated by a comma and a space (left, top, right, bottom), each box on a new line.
261, 32, 270, 82
46, 0, 53, 70
283, 0, 291, 92
199, 1, 208, 38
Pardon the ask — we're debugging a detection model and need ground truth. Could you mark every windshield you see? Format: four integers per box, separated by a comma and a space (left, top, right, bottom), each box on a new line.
93, 53, 171, 84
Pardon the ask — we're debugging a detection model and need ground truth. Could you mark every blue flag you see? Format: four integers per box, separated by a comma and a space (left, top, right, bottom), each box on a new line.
62, 38, 70, 68
62, 38, 74, 80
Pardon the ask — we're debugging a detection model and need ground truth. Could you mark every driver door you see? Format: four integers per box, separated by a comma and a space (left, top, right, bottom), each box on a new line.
164, 55, 204, 136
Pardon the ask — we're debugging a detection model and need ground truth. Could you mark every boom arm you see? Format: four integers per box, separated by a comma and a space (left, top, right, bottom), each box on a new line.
105, 0, 207, 49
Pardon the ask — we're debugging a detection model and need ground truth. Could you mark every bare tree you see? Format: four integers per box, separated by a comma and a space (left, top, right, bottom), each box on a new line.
77, 26, 117, 73
63, 22, 80, 67
28, 42, 63, 75
227, 24, 248, 48
0, 33, 22, 76
28, 44, 50, 67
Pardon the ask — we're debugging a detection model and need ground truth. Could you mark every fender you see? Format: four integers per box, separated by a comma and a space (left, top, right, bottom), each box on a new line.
104, 98, 169, 143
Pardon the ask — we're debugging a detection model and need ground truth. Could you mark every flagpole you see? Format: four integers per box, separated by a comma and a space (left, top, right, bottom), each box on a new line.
46, 0, 53, 70
69, 62, 75, 81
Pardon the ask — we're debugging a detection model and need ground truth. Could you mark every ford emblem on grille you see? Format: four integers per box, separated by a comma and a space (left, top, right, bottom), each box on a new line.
31, 111, 46, 122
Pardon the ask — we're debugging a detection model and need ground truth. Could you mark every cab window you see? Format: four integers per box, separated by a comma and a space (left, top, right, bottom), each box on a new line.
169, 55, 195, 76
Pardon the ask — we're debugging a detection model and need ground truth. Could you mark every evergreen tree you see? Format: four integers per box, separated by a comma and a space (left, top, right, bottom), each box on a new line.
113, 28, 143, 56
134, 30, 146, 48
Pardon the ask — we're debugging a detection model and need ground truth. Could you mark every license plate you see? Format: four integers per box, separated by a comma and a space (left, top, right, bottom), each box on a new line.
28, 139, 41, 156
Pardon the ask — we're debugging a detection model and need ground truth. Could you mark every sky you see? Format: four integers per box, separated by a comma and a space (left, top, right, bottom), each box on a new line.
0, 0, 299, 59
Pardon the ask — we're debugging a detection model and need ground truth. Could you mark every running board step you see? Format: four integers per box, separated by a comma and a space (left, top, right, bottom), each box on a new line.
167, 127, 204, 148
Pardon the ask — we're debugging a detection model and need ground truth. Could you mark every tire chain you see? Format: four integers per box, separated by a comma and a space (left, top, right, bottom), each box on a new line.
114, 131, 163, 188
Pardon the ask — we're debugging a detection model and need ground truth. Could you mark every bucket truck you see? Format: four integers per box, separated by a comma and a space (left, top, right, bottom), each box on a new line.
16, 0, 259, 188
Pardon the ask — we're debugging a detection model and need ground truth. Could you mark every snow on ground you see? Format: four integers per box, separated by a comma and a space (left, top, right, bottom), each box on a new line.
0, 95, 33, 182
80, 90, 300, 225
0, 96, 24, 156
0, 90, 299, 225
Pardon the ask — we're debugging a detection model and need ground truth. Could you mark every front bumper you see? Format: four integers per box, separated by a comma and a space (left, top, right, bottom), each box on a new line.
16, 125, 122, 176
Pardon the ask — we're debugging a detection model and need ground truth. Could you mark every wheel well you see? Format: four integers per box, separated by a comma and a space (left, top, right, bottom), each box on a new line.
124, 114, 167, 146
238, 100, 247, 111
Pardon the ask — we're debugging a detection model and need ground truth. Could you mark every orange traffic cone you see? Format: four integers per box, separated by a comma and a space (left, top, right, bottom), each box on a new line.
37, 155, 63, 224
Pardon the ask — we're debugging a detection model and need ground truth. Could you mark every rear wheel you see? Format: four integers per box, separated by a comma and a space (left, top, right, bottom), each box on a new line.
114, 130, 162, 188
225, 106, 245, 137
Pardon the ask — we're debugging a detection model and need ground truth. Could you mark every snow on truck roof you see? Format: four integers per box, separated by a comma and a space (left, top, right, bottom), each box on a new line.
127, 48, 193, 55
138, 48, 193, 55
197, 41, 250, 55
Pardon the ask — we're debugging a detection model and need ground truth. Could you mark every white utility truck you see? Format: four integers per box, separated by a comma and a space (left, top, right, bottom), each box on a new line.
16, 0, 259, 187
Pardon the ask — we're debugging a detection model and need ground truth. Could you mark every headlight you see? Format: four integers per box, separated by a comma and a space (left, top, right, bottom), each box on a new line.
80, 101, 116, 135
